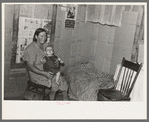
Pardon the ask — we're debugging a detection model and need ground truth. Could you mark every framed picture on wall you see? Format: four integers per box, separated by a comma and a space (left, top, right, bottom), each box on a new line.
67, 6, 75, 19
65, 4, 77, 20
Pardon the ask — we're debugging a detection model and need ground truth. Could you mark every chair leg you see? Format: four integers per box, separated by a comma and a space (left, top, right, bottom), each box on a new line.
61, 91, 68, 100
49, 91, 56, 100
42, 88, 45, 100
27, 84, 30, 90
45, 88, 51, 100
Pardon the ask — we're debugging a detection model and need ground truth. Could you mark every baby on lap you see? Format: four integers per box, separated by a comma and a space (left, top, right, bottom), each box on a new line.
41, 45, 64, 87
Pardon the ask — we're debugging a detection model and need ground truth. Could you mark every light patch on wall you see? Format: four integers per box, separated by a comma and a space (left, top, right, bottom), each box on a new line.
60, 4, 67, 11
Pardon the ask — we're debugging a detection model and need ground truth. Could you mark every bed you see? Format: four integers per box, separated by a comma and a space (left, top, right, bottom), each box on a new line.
65, 62, 115, 101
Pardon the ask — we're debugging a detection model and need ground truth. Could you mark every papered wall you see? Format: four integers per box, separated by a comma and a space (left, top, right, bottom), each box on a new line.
20, 4, 52, 18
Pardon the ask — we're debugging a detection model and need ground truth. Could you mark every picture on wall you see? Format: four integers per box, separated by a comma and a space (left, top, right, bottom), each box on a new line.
65, 4, 77, 29
67, 6, 75, 19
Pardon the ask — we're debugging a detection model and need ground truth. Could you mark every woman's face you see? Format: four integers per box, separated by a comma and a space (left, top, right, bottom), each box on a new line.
36, 31, 46, 44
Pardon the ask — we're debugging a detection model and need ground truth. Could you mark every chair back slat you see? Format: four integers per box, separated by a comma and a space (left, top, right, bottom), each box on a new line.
125, 70, 134, 94
115, 57, 142, 97
128, 71, 134, 92
127, 64, 142, 97
123, 68, 130, 93
120, 67, 126, 92
120, 68, 132, 94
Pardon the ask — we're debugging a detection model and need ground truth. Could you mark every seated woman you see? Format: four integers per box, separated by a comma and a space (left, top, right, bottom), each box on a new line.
24, 28, 68, 100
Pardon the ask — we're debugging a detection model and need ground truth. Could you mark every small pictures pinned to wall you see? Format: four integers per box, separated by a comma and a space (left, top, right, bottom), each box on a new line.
64, 4, 77, 29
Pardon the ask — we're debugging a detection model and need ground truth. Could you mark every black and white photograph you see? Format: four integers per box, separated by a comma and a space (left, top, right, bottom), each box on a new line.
67, 5, 76, 19
2, 2, 147, 120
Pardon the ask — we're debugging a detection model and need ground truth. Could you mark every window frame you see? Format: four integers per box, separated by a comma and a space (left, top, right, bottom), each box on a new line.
10, 4, 25, 69
10, 4, 57, 69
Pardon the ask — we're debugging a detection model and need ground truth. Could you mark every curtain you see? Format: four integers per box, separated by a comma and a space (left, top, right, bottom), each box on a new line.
86, 5, 125, 26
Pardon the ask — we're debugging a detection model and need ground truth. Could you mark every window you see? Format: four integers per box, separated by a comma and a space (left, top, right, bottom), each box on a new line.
16, 17, 51, 63
10, 4, 53, 68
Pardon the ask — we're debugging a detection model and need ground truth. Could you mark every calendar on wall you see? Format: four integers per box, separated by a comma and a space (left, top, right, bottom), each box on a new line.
15, 17, 51, 63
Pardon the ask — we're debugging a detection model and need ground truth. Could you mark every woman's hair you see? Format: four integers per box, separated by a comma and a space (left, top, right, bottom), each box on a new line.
33, 28, 47, 42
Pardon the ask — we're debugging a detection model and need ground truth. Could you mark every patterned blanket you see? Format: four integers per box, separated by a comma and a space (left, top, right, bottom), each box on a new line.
65, 63, 115, 101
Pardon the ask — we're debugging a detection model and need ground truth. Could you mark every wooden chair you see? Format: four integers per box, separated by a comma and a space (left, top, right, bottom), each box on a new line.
97, 57, 142, 101
24, 62, 51, 100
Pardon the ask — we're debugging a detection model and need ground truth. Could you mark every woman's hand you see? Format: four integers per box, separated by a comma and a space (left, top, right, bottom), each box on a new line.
43, 72, 54, 79
40, 58, 46, 64
58, 58, 64, 66
60, 59, 64, 64
54, 59, 60, 68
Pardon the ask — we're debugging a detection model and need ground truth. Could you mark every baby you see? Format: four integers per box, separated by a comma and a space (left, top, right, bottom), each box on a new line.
41, 45, 64, 87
